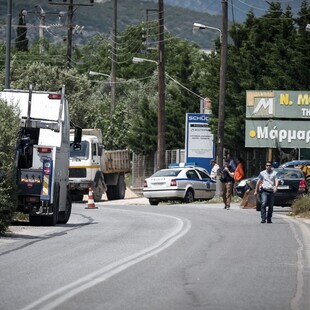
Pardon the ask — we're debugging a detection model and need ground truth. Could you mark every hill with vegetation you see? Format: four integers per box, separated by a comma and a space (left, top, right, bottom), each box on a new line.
0, 0, 223, 50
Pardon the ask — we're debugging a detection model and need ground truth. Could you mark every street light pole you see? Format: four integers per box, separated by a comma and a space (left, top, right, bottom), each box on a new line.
217, 0, 228, 167
192, 22, 222, 43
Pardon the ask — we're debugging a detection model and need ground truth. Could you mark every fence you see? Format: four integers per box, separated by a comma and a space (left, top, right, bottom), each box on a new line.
130, 148, 274, 192
130, 149, 185, 191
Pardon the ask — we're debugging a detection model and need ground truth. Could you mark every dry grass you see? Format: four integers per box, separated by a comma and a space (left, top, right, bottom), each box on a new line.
290, 194, 310, 219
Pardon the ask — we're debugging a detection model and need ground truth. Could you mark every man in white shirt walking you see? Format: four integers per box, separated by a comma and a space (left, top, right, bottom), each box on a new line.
254, 161, 279, 223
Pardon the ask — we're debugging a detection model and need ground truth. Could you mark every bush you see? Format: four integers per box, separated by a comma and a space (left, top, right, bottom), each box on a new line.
291, 194, 310, 218
0, 99, 20, 235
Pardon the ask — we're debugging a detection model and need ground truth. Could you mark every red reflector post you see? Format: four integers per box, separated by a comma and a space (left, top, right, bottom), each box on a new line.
48, 93, 61, 99
38, 147, 52, 153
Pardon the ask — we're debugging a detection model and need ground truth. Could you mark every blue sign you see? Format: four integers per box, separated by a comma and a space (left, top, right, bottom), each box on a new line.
185, 113, 214, 173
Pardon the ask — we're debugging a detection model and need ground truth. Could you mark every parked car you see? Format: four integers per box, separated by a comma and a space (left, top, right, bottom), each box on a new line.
280, 160, 310, 168
280, 160, 310, 189
143, 164, 216, 205
235, 167, 307, 211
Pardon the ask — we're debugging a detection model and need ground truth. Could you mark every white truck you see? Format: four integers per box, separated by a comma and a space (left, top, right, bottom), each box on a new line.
69, 129, 131, 202
0, 85, 80, 226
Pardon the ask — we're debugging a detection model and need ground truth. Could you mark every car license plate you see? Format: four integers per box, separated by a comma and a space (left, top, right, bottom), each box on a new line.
278, 185, 289, 189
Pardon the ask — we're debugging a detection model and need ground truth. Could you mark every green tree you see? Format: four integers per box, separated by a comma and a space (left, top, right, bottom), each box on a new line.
200, 1, 310, 155
9, 62, 94, 128
0, 100, 19, 234
127, 96, 157, 154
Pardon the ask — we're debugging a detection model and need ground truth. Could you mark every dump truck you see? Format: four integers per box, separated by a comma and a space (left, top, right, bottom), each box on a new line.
69, 129, 131, 202
0, 85, 80, 226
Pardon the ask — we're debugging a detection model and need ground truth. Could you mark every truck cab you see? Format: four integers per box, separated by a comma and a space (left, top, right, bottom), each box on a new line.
69, 132, 107, 202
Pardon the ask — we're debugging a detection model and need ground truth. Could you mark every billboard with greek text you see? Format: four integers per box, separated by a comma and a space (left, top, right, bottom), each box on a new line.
245, 119, 310, 148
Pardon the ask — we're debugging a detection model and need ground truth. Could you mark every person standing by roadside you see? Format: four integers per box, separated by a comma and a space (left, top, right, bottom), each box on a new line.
254, 161, 279, 223
220, 160, 234, 210
210, 159, 220, 181
226, 153, 236, 172
234, 157, 245, 183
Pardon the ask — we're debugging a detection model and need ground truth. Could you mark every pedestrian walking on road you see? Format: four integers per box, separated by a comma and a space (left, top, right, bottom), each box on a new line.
220, 160, 234, 210
254, 161, 279, 223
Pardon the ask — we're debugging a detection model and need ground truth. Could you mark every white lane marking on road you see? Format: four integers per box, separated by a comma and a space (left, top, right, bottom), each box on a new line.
286, 218, 310, 310
20, 212, 191, 310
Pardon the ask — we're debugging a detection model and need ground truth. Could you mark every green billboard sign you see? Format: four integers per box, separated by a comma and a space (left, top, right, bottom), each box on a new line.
246, 90, 310, 119
245, 119, 310, 148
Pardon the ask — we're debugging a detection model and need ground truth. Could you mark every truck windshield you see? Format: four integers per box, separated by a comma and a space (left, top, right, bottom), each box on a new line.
70, 141, 89, 159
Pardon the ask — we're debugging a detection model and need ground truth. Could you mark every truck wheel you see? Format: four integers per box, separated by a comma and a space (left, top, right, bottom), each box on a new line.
58, 189, 72, 224
71, 193, 83, 202
114, 174, 126, 200
106, 186, 115, 200
106, 174, 126, 200
93, 180, 104, 202
42, 184, 59, 226
29, 215, 42, 226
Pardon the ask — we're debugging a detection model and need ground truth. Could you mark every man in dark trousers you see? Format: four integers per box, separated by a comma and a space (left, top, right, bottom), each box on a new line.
221, 160, 234, 210
254, 161, 279, 223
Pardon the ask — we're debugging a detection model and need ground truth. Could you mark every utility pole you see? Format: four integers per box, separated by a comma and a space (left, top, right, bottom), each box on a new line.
5, 0, 12, 89
157, 0, 166, 170
216, 0, 228, 168
48, 0, 94, 68
111, 0, 117, 111
67, 0, 73, 68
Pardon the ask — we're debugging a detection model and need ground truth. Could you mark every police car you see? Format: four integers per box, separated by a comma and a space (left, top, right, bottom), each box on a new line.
143, 163, 216, 205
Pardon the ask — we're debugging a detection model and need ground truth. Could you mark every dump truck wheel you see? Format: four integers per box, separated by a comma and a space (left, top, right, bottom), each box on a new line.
93, 178, 104, 202
106, 186, 115, 200
114, 174, 126, 200
106, 174, 126, 200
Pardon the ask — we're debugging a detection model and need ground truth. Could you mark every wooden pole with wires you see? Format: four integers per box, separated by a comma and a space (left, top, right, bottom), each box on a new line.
216, 0, 228, 168
111, 0, 117, 111
157, 0, 166, 170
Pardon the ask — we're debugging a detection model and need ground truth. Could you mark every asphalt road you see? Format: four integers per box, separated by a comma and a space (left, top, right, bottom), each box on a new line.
0, 199, 309, 310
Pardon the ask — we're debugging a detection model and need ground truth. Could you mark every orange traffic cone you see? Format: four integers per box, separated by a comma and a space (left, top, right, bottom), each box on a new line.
85, 187, 98, 209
